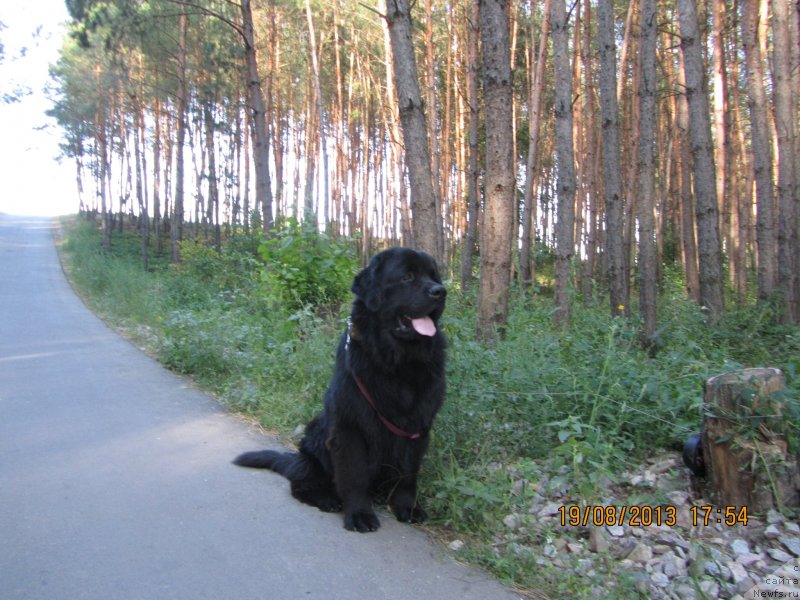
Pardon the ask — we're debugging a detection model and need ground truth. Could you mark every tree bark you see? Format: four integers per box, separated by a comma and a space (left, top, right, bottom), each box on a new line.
741, 0, 776, 301
771, 0, 799, 323
384, 0, 442, 263
305, 0, 329, 226
521, 0, 550, 288
476, 0, 515, 340
675, 49, 701, 303
598, 0, 627, 317
460, 0, 480, 291
551, 0, 576, 328
702, 368, 797, 512
171, 9, 188, 263
637, 0, 658, 343
240, 0, 274, 233
678, 0, 725, 319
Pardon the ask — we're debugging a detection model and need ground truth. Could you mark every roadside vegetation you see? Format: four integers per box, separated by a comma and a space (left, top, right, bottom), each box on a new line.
60, 217, 800, 598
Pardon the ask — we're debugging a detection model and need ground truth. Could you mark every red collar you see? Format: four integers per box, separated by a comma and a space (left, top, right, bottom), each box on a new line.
352, 374, 421, 440
346, 319, 422, 440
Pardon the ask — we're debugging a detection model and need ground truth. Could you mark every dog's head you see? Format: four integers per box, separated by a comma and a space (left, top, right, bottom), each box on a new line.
351, 248, 446, 341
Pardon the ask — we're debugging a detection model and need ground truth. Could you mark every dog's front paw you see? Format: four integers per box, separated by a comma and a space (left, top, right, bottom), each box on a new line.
344, 510, 381, 533
315, 494, 343, 513
393, 503, 428, 524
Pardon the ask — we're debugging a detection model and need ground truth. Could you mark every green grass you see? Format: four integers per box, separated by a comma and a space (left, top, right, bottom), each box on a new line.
59, 216, 800, 597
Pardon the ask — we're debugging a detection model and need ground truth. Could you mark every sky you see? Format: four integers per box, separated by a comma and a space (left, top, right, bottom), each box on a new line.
0, 0, 76, 217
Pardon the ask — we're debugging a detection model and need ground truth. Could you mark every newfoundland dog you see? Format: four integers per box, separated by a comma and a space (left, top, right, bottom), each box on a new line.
234, 248, 447, 533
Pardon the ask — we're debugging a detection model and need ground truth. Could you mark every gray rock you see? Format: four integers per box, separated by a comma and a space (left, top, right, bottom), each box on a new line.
764, 524, 781, 539
730, 538, 750, 556
672, 584, 697, 600
508, 543, 533, 557
660, 552, 687, 578
766, 509, 784, 525
779, 536, 800, 557
704, 561, 722, 577
735, 552, 763, 567
611, 540, 637, 559
589, 526, 610, 553
538, 501, 562, 517
655, 533, 691, 551
567, 542, 583, 554
627, 543, 653, 562
448, 539, 465, 551
698, 580, 719, 597
667, 490, 690, 505
727, 561, 749, 584
503, 513, 522, 530
607, 524, 625, 537
767, 548, 792, 562
785, 522, 800, 535
650, 572, 670, 588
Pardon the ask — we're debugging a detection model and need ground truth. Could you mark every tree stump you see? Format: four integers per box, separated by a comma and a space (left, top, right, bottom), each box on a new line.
702, 368, 799, 513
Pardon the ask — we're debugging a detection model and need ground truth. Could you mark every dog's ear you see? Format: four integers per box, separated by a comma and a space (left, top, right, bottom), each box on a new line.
352, 266, 382, 311
351, 267, 371, 298
352, 253, 388, 311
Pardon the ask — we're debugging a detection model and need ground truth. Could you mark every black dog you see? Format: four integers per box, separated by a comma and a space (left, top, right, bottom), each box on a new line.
234, 248, 446, 533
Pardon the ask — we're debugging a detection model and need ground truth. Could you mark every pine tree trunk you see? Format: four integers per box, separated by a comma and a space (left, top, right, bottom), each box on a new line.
305, 0, 329, 226
240, 0, 274, 233
771, 0, 799, 324
675, 50, 701, 303
477, 0, 515, 340
637, 0, 658, 343
384, 0, 442, 263
460, 0, 481, 292
598, 0, 626, 317
551, 0, 576, 328
741, 0, 776, 301
171, 10, 188, 263
678, 0, 725, 319
203, 100, 220, 250
521, 0, 550, 288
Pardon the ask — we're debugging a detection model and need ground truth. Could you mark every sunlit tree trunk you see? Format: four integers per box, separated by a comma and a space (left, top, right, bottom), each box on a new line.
305, 0, 329, 226
460, 0, 480, 291
476, 0, 515, 339
384, 0, 442, 262
240, 0, 273, 233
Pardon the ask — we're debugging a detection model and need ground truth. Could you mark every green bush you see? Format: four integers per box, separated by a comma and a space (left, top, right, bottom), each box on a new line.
258, 217, 357, 310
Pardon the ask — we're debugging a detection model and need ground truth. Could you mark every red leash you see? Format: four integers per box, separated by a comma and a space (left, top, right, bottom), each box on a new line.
352, 374, 421, 440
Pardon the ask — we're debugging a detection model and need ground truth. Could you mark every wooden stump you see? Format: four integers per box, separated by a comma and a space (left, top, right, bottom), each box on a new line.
702, 368, 799, 513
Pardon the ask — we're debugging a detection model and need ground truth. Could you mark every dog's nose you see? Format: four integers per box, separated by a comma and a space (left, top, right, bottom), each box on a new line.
428, 284, 446, 299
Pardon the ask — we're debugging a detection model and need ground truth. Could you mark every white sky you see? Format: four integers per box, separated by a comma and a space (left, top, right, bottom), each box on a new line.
0, 0, 76, 216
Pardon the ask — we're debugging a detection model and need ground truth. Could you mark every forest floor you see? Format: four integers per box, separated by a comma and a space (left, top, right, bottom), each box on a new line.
56, 216, 800, 599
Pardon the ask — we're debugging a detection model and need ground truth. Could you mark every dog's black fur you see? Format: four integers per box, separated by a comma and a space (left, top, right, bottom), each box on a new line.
233, 248, 446, 533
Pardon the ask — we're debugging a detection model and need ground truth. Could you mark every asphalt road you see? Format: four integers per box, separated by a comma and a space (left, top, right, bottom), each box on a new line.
0, 214, 521, 600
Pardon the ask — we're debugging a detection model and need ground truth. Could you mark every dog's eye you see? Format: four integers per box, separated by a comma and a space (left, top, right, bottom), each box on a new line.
401, 273, 415, 283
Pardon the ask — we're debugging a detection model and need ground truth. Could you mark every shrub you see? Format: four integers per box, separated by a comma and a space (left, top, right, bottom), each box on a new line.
258, 218, 357, 310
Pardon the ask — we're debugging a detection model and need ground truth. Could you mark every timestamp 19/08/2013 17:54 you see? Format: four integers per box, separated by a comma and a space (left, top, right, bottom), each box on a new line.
558, 504, 749, 528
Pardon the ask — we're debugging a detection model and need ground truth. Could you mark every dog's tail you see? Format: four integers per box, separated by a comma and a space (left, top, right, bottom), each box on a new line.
232, 450, 298, 476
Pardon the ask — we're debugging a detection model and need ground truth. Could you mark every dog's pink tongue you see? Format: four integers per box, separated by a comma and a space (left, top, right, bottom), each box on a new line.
411, 316, 436, 336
